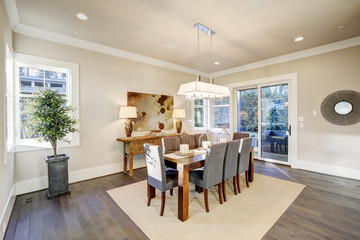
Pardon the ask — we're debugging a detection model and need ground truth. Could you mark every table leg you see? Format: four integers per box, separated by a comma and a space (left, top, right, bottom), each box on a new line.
123, 154, 128, 174
129, 154, 134, 176
248, 149, 254, 182
177, 165, 189, 221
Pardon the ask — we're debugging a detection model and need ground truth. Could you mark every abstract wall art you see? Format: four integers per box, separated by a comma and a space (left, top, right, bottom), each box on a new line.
127, 92, 174, 131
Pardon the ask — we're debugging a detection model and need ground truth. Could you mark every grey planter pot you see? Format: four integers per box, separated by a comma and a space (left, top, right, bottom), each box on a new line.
45, 153, 71, 199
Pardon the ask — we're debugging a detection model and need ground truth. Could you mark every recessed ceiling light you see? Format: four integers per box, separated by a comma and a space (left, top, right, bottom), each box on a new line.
76, 12, 88, 21
73, 31, 78, 35
214, 61, 220, 65
294, 36, 304, 42
337, 25, 345, 29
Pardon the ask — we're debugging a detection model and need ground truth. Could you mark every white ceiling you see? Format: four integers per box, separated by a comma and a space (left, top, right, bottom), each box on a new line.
12, 0, 360, 73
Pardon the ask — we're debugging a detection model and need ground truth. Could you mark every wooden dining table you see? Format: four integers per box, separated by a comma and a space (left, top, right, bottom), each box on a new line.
150, 147, 254, 222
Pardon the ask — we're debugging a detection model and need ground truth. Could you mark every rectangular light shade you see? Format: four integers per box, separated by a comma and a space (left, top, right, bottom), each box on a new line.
177, 81, 230, 99
119, 106, 137, 118
172, 108, 186, 119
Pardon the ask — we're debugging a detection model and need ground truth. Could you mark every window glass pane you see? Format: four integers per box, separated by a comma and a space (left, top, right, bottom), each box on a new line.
194, 99, 204, 106
212, 106, 230, 128
213, 96, 229, 105
20, 67, 44, 94
19, 97, 38, 139
194, 107, 204, 128
45, 70, 67, 95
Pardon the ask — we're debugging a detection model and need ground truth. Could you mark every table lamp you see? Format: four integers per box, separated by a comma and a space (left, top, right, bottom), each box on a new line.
119, 106, 137, 137
172, 109, 186, 134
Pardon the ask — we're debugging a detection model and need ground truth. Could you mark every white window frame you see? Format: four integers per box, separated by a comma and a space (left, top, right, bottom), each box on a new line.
192, 96, 230, 131
14, 53, 80, 152
4, 44, 15, 165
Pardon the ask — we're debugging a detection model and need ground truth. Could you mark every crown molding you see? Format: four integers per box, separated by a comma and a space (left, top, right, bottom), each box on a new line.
212, 36, 360, 78
3, 0, 20, 29
4, 0, 360, 79
14, 24, 212, 77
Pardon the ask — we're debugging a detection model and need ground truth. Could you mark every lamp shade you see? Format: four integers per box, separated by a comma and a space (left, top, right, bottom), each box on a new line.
119, 106, 137, 119
172, 109, 186, 119
178, 81, 230, 99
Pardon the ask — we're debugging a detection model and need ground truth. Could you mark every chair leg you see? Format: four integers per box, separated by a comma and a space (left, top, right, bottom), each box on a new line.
218, 183, 223, 204
222, 181, 227, 202
160, 191, 166, 216
245, 171, 249, 188
199, 187, 203, 193
147, 183, 155, 206
170, 188, 173, 196
233, 177, 238, 195
204, 189, 209, 212
237, 174, 241, 193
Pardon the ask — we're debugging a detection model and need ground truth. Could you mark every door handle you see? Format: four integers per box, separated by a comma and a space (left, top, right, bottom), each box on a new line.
288, 125, 291, 136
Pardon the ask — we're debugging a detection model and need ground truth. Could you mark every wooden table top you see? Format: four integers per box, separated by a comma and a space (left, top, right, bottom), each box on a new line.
117, 133, 180, 142
164, 153, 207, 166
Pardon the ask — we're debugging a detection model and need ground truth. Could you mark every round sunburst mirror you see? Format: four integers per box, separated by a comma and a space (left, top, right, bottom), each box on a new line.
320, 90, 360, 126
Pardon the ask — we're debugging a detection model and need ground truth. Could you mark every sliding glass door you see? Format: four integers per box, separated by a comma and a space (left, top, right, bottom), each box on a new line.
237, 82, 290, 164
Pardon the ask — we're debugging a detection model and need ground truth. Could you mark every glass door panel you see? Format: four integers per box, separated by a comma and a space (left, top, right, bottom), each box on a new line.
237, 88, 259, 157
260, 84, 289, 162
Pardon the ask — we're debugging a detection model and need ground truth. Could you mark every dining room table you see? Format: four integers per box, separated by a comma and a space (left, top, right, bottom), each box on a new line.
154, 147, 254, 222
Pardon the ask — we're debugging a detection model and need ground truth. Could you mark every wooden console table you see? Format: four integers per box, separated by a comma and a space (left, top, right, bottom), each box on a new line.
116, 133, 179, 176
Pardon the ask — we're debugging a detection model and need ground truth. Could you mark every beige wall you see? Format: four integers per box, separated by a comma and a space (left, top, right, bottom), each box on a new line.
217, 46, 360, 172
13, 33, 194, 185
0, 0, 15, 237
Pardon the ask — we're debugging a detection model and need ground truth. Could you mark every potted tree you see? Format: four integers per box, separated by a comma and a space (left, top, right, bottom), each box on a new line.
24, 88, 79, 199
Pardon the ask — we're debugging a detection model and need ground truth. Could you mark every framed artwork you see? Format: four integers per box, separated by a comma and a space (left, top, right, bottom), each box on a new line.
127, 92, 174, 131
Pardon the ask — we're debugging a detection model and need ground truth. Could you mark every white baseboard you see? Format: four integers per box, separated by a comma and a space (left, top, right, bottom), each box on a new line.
292, 159, 360, 180
15, 160, 147, 195
0, 185, 16, 239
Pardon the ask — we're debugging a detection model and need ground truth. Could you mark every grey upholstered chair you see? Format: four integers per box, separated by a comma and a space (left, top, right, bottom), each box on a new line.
236, 137, 252, 193
144, 143, 178, 216
162, 136, 180, 154
222, 140, 241, 201
189, 143, 227, 212
233, 132, 250, 140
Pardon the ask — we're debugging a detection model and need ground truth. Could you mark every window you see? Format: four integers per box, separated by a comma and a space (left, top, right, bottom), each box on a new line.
5, 45, 15, 157
14, 53, 80, 150
193, 96, 230, 129
194, 99, 206, 128
212, 97, 230, 128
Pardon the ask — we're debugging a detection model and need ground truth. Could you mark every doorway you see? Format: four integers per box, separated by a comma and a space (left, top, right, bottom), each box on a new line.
234, 74, 297, 165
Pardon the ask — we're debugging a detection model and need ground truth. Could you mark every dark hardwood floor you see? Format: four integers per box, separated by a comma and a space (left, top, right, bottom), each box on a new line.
4, 161, 360, 240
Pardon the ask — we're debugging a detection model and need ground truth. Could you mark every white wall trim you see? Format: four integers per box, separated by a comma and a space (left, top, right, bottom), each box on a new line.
212, 36, 360, 77
293, 159, 360, 181
0, 185, 15, 239
15, 161, 146, 195
5, 0, 360, 79
3, 0, 20, 29
13, 23, 211, 77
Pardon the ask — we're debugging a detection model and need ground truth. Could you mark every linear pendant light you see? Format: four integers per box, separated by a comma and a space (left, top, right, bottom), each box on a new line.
177, 23, 230, 100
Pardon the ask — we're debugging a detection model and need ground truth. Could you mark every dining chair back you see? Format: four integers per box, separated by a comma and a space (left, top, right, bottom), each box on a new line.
236, 137, 252, 193
194, 133, 208, 148
202, 143, 227, 189
144, 143, 178, 216
233, 132, 250, 140
162, 136, 180, 154
222, 140, 241, 200
180, 134, 197, 149
189, 142, 226, 212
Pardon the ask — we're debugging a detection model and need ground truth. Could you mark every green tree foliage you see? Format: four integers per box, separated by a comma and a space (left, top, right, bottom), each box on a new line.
23, 88, 79, 158
239, 89, 258, 131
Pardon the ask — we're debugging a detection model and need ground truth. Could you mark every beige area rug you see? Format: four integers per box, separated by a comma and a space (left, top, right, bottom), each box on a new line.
107, 174, 305, 240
